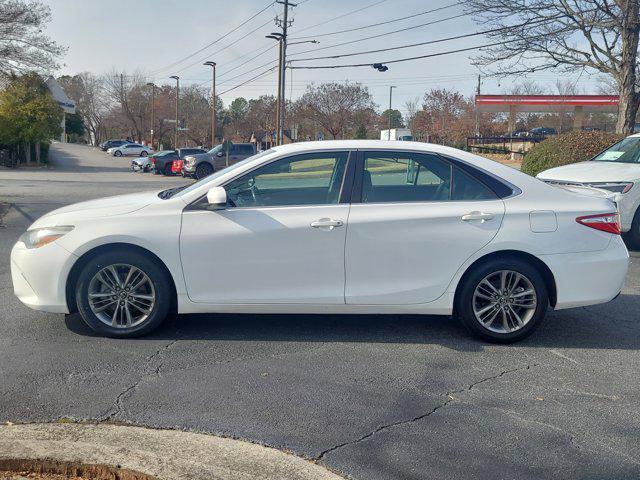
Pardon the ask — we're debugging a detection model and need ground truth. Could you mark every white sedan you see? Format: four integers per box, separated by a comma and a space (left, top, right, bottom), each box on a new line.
107, 143, 152, 157
537, 133, 640, 248
11, 141, 629, 342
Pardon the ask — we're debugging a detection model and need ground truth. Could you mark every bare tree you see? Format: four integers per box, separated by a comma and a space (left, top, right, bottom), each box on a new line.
0, 0, 65, 74
58, 73, 110, 145
467, 0, 640, 133
300, 82, 376, 139
104, 71, 149, 142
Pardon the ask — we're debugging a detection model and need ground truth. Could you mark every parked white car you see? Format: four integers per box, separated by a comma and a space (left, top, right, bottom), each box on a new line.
131, 156, 151, 172
107, 143, 152, 157
11, 141, 628, 342
537, 133, 640, 247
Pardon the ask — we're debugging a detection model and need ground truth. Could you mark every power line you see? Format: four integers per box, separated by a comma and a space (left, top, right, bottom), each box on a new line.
168, 17, 275, 76
288, 11, 470, 57
289, 40, 512, 69
290, 0, 387, 35
149, 1, 275, 75
290, 2, 461, 40
218, 66, 279, 95
291, 16, 559, 63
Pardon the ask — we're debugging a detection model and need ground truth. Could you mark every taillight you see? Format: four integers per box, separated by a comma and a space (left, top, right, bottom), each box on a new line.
576, 213, 621, 234
151, 157, 156, 164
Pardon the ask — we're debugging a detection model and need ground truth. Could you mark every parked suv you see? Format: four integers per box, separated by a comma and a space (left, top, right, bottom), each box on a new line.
152, 148, 206, 176
183, 143, 256, 179
100, 139, 127, 151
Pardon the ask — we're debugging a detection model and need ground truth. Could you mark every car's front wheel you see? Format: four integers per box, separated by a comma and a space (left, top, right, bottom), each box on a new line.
626, 208, 640, 251
114, 151, 122, 157
75, 249, 172, 338
195, 162, 214, 180
457, 258, 548, 343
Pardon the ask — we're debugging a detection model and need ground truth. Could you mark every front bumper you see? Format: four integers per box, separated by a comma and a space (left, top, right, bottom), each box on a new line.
182, 163, 196, 176
541, 235, 629, 310
10, 240, 78, 314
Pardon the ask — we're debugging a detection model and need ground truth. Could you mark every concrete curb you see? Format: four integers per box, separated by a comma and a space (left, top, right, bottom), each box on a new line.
0, 423, 345, 480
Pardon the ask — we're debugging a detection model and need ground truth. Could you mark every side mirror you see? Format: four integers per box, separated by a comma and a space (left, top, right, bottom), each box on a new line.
206, 186, 227, 210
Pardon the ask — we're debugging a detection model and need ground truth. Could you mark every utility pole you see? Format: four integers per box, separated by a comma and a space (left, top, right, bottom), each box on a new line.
276, 0, 296, 145
204, 62, 217, 148
475, 74, 481, 137
146, 83, 155, 149
388, 86, 396, 140
266, 33, 284, 146
170, 75, 179, 148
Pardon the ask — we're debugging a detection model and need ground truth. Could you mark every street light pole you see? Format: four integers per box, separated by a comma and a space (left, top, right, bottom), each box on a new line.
204, 61, 217, 148
388, 85, 396, 140
146, 82, 156, 149
170, 75, 180, 148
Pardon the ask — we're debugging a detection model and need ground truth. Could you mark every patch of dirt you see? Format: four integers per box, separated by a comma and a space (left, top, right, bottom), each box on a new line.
0, 460, 155, 480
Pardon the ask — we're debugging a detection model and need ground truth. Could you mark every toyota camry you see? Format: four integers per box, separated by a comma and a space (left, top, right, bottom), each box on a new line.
11, 141, 629, 342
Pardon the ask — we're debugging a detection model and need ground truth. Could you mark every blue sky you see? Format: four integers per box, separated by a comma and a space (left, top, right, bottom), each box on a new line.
42, 0, 604, 117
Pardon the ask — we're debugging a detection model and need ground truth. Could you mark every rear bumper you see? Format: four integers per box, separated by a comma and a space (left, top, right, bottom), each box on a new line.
10, 241, 77, 314
541, 236, 629, 310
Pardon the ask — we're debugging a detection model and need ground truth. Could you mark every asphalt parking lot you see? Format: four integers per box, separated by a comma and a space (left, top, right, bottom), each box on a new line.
1, 143, 639, 480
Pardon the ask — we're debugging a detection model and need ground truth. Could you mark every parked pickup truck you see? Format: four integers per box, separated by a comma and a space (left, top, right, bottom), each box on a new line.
151, 148, 206, 176
182, 143, 256, 179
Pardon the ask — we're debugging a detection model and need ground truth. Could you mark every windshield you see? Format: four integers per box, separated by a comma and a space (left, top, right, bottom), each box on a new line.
166, 149, 276, 199
592, 137, 640, 163
154, 150, 176, 157
207, 145, 223, 155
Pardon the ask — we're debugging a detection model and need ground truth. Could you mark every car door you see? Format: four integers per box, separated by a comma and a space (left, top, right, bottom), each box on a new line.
180, 150, 354, 304
344, 150, 505, 305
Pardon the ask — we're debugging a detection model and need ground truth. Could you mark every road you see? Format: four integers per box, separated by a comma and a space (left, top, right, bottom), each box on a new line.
1, 143, 639, 480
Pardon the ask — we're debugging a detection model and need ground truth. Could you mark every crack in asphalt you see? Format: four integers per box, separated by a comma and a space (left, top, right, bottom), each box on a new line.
98, 337, 180, 421
315, 364, 539, 462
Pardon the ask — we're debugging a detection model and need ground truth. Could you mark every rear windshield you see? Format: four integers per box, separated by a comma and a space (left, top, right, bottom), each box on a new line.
592, 137, 640, 164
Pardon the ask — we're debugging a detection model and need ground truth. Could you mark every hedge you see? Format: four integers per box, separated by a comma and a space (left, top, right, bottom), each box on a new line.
521, 131, 624, 176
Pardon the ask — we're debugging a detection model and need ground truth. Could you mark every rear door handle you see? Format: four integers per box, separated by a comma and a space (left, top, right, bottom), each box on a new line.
311, 218, 344, 230
461, 211, 494, 222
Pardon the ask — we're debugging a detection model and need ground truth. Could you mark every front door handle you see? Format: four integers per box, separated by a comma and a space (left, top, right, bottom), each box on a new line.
311, 218, 344, 230
461, 211, 494, 222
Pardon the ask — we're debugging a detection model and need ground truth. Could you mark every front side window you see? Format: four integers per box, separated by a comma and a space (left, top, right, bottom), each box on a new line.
592, 137, 640, 164
225, 151, 350, 208
361, 151, 497, 203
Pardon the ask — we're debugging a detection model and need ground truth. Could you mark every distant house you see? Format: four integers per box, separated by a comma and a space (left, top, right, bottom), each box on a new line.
45, 77, 76, 143
250, 130, 292, 151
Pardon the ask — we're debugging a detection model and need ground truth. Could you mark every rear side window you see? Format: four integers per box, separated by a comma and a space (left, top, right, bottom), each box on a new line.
239, 145, 254, 154
361, 151, 498, 203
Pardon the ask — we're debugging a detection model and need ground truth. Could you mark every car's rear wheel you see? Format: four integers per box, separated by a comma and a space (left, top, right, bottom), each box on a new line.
195, 163, 214, 180
114, 151, 122, 157
140, 151, 148, 157
75, 249, 172, 338
625, 208, 640, 251
457, 258, 548, 343
163, 164, 173, 176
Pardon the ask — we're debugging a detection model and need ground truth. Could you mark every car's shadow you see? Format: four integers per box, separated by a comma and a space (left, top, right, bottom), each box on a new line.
65, 293, 640, 351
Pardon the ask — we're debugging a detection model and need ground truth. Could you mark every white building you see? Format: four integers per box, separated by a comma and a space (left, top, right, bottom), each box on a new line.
45, 76, 76, 142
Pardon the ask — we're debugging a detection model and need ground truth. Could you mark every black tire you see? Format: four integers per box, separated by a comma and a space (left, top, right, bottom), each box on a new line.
456, 258, 548, 343
163, 164, 173, 176
114, 150, 122, 157
74, 249, 172, 338
143, 164, 151, 173
140, 150, 148, 157
625, 208, 640, 251
195, 162, 214, 180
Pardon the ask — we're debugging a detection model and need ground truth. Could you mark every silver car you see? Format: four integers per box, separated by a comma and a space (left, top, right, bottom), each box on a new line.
108, 143, 153, 157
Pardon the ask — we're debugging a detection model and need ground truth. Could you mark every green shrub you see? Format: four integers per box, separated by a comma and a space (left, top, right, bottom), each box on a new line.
521, 131, 624, 176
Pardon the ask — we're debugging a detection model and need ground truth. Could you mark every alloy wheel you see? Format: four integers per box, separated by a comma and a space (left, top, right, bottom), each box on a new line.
472, 270, 537, 333
87, 263, 156, 328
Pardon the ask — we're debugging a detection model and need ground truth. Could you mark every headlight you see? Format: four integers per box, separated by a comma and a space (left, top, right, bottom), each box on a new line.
19, 226, 74, 249
585, 182, 634, 194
